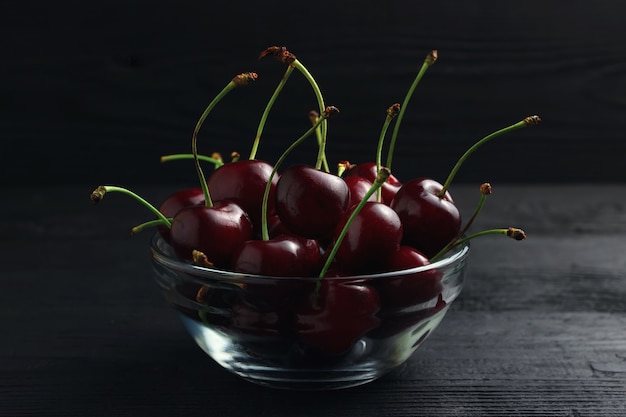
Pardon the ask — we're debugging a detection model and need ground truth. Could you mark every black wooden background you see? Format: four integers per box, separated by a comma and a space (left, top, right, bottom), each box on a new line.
2, 0, 626, 186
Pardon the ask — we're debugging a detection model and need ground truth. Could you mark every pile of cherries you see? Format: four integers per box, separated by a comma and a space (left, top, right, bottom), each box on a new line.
91, 47, 539, 357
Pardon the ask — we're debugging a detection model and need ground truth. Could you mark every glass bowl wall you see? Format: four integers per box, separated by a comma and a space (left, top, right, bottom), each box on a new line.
151, 234, 469, 390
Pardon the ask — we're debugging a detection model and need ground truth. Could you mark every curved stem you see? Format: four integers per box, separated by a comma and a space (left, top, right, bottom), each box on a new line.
447, 227, 526, 251
192, 72, 259, 207
292, 60, 329, 171
131, 218, 173, 235
375, 119, 393, 202
259, 111, 334, 241
375, 104, 400, 202
160, 153, 224, 169
386, 50, 437, 170
430, 189, 489, 262
249, 65, 295, 160
90, 185, 171, 228
438, 117, 537, 197
192, 81, 238, 207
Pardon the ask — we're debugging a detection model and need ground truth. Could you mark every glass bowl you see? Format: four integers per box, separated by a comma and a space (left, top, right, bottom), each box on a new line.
150, 234, 469, 390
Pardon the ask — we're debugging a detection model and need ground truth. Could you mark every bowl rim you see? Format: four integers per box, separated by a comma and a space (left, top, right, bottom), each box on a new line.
150, 233, 470, 282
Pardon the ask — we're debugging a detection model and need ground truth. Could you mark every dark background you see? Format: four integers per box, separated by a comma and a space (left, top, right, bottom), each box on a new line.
3, 0, 626, 188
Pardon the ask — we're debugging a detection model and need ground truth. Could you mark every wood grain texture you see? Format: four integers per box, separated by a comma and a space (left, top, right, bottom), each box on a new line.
2, 1, 626, 185
1, 184, 626, 416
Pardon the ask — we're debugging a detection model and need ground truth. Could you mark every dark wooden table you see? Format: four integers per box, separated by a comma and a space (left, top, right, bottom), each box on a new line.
2, 184, 625, 416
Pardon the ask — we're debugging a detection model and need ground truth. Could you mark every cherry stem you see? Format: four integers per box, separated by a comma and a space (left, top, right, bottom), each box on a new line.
291, 59, 329, 170
259, 106, 339, 241
439, 115, 541, 198
386, 50, 437, 170
160, 153, 224, 169
131, 218, 172, 235
376, 103, 401, 202
337, 160, 352, 177
192, 72, 258, 207
259, 47, 329, 171
430, 183, 492, 262
90, 185, 171, 228
317, 168, 391, 284
309, 111, 330, 172
249, 65, 295, 160
447, 227, 527, 253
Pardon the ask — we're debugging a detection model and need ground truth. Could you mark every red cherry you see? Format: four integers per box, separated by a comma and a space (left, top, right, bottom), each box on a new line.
343, 176, 376, 208
295, 280, 381, 355
346, 162, 402, 205
390, 178, 461, 258
231, 234, 321, 277
158, 187, 205, 242
275, 165, 350, 240
331, 201, 402, 274
376, 246, 443, 310
206, 160, 279, 226
169, 200, 253, 267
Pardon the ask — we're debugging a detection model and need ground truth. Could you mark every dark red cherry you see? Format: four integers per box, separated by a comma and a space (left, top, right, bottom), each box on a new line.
206, 160, 279, 225
295, 280, 381, 355
275, 165, 350, 240
375, 246, 443, 310
158, 187, 205, 242
231, 234, 321, 277
390, 178, 461, 258
346, 162, 401, 205
331, 201, 402, 274
169, 200, 253, 267
343, 176, 376, 208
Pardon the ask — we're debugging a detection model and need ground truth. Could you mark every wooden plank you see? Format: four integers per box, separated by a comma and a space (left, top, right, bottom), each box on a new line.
2, 2, 626, 184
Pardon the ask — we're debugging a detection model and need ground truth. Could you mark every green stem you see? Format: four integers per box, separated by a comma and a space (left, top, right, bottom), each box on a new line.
192, 81, 238, 207
430, 190, 489, 262
438, 117, 540, 197
375, 119, 393, 202
386, 50, 437, 170
292, 60, 329, 171
310, 112, 330, 172
375, 104, 401, 202
160, 153, 224, 169
249, 65, 295, 160
90, 185, 171, 228
131, 218, 173, 235
448, 227, 526, 250
259, 110, 335, 241
192, 72, 258, 207
317, 168, 391, 282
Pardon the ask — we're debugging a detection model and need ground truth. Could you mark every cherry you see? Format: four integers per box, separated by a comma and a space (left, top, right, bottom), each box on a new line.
275, 164, 350, 240
346, 162, 401, 205
343, 175, 376, 208
206, 159, 279, 226
390, 116, 542, 258
294, 280, 381, 355
231, 234, 321, 277
391, 178, 461, 258
375, 246, 442, 311
169, 200, 253, 267
157, 187, 205, 243
331, 201, 403, 274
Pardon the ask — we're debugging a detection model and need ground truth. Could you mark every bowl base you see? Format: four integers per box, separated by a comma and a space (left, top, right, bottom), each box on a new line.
179, 307, 448, 390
